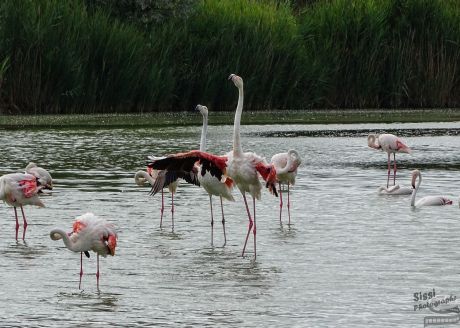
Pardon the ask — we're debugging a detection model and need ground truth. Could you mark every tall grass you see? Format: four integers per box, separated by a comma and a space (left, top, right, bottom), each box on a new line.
0, 0, 459, 113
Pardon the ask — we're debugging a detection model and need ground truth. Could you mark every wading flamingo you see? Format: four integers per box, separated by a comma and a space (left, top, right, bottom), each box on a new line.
270, 150, 301, 225
25, 162, 53, 192
410, 169, 452, 207
148, 74, 277, 259
134, 168, 180, 229
195, 104, 234, 246
50, 212, 117, 290
0, 173, 44, 240
368, 133, 411, 188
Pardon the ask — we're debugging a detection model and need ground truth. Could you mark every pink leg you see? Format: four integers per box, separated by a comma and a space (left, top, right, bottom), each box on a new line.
387, 153, 391, 188
393, 153, 397, 186
279, 182, 283, 223
14, 207, 19, 241
96, 254, 100, 291
253, 197, 257, 260
79, 252, 83, 289
20, 206, 27, 240
220, 196, 227, 247
171, 192, 175, 230
241, 194, 254, 257
209, 195, 214, 246
287, 183, 291, 225
160, 189, 164, 228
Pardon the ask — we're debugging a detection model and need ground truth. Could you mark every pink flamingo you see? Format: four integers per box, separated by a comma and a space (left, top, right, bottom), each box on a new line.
25, 162, 53, 192
134, 168, 179, 229
0, 173, 45, 240
270, 150, 301, 224
410, 169, 452, 207
368, 133, 411, 188
50, 212, 118, 290
148, 74, 277, 259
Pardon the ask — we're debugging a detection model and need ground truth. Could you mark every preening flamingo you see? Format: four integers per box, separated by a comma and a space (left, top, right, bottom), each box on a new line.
0, 173, 44, 240
134, 168, 180, 228
410, 169, 452, 207
377, 184, 412, 196
148, 74, 278, 259
25, 162, 53, 192
368, 133, 411, 188
50, 212, 117, 290
270, 149, 301, 224
195, 104, 234, 246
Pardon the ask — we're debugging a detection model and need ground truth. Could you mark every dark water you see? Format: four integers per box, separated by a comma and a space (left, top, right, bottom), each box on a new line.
1, 122, 460, 327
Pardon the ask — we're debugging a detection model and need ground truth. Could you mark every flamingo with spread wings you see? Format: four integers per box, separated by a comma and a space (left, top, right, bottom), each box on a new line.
148, 74, 277, 259
50, 212, 118, 290
0, 173, 45, 240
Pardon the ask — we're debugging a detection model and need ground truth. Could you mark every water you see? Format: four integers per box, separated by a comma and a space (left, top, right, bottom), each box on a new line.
1, 121, 460, 327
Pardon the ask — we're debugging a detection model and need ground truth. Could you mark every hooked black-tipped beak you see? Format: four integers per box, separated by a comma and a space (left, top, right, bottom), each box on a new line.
84, 251, 90, 258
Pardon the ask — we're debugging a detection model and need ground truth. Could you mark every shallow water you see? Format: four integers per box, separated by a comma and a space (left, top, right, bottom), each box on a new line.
1, 122, 460, 327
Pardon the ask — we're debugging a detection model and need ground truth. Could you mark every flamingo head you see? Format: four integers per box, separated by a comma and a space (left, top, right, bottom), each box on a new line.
107, 235, 117, 256
195, 104, 208, 117
287, 149, 301, 170
411, 169, 420, 188
228, 74, 243, 88
367, 134, 380, 149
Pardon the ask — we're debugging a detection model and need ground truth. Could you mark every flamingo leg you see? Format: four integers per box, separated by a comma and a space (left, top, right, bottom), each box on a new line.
209, 195, 214, 247
287, 182, 291, 225
96, 254, 100, 291
241, 193, 254, 257
393, 153, 397, 186
14, 207, 19, 241
220, 196, 226, 247
159, 189, 164, 228
20, 206, 27, 240
279, 182, 283, 223
171, 192, 175, 231
253, 197, 257, 260
79, 252, 83, 290
386, 152, 391, 188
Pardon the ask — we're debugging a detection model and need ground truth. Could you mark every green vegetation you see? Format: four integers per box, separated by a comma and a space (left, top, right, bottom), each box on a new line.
0, 0, 459, 114
1, 109, 459, 129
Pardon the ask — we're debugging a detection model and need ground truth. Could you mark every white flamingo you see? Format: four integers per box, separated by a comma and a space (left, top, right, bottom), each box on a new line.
195, 104, 234, 246
410, 169, 452, 207
368, 133, 411, 187
270, 150, 301, 224
50, 212, 118, 290
377, 184, 412, 195
147, 74, 277, 259
0, 173, 44, 240
134, 169, 179, 229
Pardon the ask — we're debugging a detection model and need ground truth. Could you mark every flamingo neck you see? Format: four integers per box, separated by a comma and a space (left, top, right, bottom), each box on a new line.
135, 171, 156, 186
278, 151, 299, 175
410, 173, 421, 207
50, 228, 80, 252
200, 113, 208, 152
233, 84, 244, 156
368, 134, 380, 149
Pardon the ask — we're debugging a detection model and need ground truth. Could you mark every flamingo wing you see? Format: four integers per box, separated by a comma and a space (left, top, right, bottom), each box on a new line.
255, 162, 278, 197
148, 150, 227, 182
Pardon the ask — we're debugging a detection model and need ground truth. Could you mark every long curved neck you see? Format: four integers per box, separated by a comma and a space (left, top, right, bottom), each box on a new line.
278, 154, 295, 175
200, 113, 208, 152
410, 173, 421, 207
233, 84, 244, 156
50, 228, 80, 252
135, 171, 156, 186
368, 134, 379, 149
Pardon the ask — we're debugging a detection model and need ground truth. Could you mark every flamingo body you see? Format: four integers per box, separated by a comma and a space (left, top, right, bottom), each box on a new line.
377, 184, 413, 195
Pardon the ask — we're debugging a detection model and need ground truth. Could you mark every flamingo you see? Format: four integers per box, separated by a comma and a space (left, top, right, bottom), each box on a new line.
0, 173, 44, 240
134, 168, 180, 229
195, 104, 234, 246
148, 74, 277, 259
410, 169, 452, 207
377, 184, 412, 196
270, 149, 301, 224
368, 133, 411, 188
50, 212, 117, 290
25, 162, 53, 192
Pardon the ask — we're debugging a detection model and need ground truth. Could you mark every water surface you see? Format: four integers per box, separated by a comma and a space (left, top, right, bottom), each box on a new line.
1, 122, 459, 327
